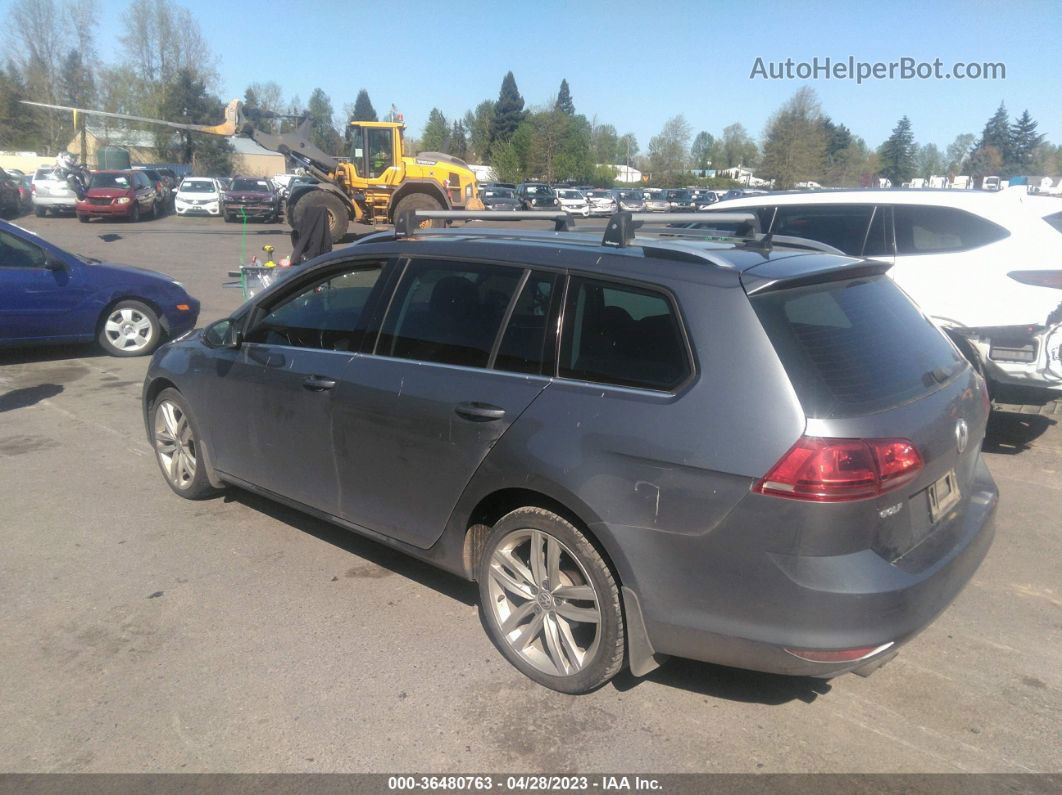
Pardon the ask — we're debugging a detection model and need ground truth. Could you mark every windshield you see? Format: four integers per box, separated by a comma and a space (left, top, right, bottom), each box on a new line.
524, 185, 553, 195
620, 192, 641, 201
89, 173, 132, 189
230, 178, 271, 192
180, 180, 216, 193
587, 191, 611, 198
668, 190, 692, 200
557, 190, 583, 199
485, 189, 514, 198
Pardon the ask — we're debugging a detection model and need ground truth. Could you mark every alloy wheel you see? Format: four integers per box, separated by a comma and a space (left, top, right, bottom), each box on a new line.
486, 529, 602, 677
154, 400, 197, 490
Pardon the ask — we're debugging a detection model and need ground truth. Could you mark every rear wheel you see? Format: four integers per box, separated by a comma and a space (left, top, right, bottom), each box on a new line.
77, 213, 88, 223
151, 388, 215, 499
477, 507, 625, 694
392, 192, 445, 229
292, 190, 350, 243
34, 206, 45, 217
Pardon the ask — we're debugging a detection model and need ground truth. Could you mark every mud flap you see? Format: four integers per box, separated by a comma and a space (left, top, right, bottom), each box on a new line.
621, 586, 668, 677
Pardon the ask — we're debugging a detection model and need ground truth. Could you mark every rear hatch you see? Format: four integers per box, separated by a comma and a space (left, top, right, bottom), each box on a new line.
743, 263, 990, 566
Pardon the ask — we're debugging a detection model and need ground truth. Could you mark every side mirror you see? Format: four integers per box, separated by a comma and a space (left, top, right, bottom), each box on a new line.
202, 318, 242, 350
43, 256, 67, 272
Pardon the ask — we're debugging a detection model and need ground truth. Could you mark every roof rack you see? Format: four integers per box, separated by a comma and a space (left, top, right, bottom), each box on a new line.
389, 209, 843, 256
396, 209, 574, 235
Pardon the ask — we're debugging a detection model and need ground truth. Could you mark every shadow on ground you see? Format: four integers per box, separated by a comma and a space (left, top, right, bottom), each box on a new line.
0, 383, 63, 412
221, 487, 477, 607
983, 410, 1056, 454
0, 344, 103, 365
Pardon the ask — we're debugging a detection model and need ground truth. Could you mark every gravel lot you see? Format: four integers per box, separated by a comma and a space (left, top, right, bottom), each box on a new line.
1, 211, 1060, 773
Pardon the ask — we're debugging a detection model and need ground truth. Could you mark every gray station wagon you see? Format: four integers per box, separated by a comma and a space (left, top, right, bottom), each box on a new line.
142, 211, 997, 693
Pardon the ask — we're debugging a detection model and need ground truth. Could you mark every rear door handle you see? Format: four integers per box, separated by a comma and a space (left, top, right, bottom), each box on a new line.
303, 375, 337, 392
454, 402, 506, 421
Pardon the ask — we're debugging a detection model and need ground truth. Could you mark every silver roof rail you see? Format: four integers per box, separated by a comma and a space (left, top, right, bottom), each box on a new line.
395, 209, 574, 235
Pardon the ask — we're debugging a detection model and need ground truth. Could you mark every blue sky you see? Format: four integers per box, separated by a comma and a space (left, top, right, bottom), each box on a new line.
12, 0, 1061, 154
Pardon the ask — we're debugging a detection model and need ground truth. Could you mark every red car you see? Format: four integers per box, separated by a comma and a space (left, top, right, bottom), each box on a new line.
76, 170, 159, 222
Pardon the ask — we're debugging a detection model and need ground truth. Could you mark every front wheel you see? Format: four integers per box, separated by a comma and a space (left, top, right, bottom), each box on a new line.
129, 202, 140, 222
98, 299, 160, 356
151, 388, 216, 499
392, 192, 445, 230
477, 507, 625, 693
292, 190, 350, 243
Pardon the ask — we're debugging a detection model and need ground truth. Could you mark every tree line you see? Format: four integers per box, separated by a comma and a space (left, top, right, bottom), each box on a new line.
2, 0, 1058, 188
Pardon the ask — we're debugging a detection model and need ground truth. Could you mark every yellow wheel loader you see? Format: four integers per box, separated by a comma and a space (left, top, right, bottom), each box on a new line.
23, 99, 484, 242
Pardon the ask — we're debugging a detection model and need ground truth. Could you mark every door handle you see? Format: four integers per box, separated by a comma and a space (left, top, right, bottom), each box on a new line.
302, 375, 337, 392
455, 402, 506, 421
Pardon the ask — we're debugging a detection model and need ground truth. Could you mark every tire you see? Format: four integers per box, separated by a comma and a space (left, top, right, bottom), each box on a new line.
129, 202, 140, 222
391, 192, 446, 230
150, 388, 216, 500
223, 212, 233, 223
292, 190, 350, 243
77, 213, 88, 223
476, 507, 625, 694
98, 299, 161, 357
34, 206, 45, 217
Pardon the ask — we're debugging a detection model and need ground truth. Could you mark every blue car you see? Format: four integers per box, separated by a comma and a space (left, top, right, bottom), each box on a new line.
0, 219, 200, 356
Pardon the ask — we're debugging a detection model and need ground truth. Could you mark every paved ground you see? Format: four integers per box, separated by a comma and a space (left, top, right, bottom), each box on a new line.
1, 212, 1060, 773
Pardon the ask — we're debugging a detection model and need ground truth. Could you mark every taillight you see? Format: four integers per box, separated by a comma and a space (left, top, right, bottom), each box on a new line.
754, 436, 923, 502
1008, 270, 1062, 289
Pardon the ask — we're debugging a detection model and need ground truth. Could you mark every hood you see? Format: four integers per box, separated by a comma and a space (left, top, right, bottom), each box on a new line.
86, 187, 133, 199
87, 259, 184, 287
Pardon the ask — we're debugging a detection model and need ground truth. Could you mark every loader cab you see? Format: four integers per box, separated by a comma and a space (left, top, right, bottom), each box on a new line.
347, 122, 403, 182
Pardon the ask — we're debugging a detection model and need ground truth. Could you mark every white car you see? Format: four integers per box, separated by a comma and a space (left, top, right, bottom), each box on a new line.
584, 190, 617, 216
31, 167, 78, 216
174, 177, 222, 217
554, 188, 590, 216
698, 189, 1062, 397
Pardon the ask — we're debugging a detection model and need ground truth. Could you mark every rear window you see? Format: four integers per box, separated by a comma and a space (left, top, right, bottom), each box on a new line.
752, 276, 964, 418
560, 277, 690, 391
1044, 211, 1062, 234
771, 204, 875, 256
893, 205, 1009, 254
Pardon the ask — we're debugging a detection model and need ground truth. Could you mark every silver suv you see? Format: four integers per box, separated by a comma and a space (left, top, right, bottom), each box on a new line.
31, 167, 78, 216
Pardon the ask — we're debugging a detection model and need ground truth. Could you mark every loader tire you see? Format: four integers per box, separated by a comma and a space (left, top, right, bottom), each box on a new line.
392, 193, 445, 229
292, 190, 349, 243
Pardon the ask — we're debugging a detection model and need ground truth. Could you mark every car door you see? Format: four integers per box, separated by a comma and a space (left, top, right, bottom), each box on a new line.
207, 259, 391, 515
0, 229, 93, 342
332, 259, 559, 548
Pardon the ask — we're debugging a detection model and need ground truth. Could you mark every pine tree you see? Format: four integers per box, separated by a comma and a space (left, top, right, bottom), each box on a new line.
1009, 110, 1044, 171
306, 87, 342, 155
352, 89, 377, 122
243, 85, 259, 109
690, 131, 715, 170
877, 115, 916, 186
979, 102, 1010, 162
421, 108, 450, 152
448, 120, 468, 160
489, 71, 525, 149
555, 79, 574, 115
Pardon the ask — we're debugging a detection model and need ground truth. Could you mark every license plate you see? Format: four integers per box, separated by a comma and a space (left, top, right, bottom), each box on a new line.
928, 469, 960, 523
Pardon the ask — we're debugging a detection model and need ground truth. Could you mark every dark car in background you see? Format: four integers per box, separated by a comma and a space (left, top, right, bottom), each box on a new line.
0, 168, 21, 217
0, 219, 199, 356
664, 189, 695, 211
515, 182, 560, 210
133, 167, 173, 213
481, 186, 521, 211
141, 213, 996, 694
223, 176, 281, 223
76, 170, 158, 222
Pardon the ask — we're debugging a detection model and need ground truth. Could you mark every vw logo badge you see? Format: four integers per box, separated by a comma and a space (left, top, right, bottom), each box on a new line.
955, 419, 969, 454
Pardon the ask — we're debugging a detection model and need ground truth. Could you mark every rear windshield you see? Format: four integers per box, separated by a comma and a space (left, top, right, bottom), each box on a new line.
751, 275, 964, 418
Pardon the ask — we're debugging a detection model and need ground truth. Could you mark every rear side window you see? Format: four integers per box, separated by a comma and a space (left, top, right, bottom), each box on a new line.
560, 277, 689, 391
377, 259, 523, 368
752, 276, 963, 418
893, 205, 1008, 254
771, 204, 874, 256
1044, 212, 1062, 234
494, 271, 559, 375
694, 206, 774, 235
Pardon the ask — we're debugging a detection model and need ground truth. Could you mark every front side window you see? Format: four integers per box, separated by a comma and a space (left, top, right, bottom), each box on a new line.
771, 204, 875, 256
893, 205, 1009, 254
245, 263, 383, 351
1042, 211, 1062, 235
377, 259, 523, 368
0, 230, 47, 269
560, 277, 690, 391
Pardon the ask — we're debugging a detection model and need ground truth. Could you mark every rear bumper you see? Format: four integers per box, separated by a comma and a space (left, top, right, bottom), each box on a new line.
623, 456, 998, 678
33, 196, 76, 209
956, 323, 1062, 393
